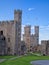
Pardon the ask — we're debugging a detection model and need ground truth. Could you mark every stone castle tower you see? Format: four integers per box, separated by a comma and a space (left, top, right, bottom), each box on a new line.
34, 26, 39, 45
23, 25, 39, 52
0, 10, 22, 55
23, 25, 31, 52
14, 10, 22, 55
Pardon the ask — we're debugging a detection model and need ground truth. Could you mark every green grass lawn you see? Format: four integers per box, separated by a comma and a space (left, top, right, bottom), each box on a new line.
0, 56, 16, 59
0, 54, 49, 65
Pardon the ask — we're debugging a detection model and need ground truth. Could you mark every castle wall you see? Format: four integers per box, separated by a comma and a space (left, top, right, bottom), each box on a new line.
0, 10, 22, 55
0, 21, 15, 55
41, 40, 49, 55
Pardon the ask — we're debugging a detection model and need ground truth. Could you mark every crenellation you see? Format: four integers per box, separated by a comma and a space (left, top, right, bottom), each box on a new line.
14, 9, 22, 14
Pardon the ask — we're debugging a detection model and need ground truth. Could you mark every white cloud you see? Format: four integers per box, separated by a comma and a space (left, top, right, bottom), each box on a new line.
31, 26, 34, 30
39, 32, 49, 43
21, 25, 25, 41
21, 25, 25, 34
28, 8, 35, 11
26, 23, 31, 25
39, 25, 49, 43
22, 25, 25, 28
40, 26, 46, 29
40, 25, 49, 30
21, 35, 23, 40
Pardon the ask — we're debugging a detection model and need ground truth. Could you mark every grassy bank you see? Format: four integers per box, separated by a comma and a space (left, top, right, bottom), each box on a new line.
0, 56, 16, 59
0, 54, 49, 65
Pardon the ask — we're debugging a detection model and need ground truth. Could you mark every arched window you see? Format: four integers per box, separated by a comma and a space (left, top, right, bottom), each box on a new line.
0, 31, 3, 35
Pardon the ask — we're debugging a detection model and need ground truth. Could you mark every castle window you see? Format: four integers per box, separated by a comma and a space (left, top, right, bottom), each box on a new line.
1, 37, 5, 41
29, 30, 30, 34
19, 15, 21, 19
0, 31, 3, 35
37, 38, 38, 41
8, 47, 10, 52
4, 37, 5, 40
8, 38, 10, 42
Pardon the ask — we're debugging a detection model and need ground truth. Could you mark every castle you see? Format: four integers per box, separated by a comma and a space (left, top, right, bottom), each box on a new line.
0, 9, 40, 55
0, 10, 22, 55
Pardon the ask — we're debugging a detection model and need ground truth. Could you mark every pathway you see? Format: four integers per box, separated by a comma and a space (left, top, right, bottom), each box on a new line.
0, 56, 22, 63
31, 60, 49, 65
0, 59, 6, 63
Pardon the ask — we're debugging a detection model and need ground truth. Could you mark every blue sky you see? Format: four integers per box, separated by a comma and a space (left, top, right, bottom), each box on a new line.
0, 0, 49, 43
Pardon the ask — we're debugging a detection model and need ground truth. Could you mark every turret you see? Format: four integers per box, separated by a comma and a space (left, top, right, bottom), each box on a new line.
14, 10, 22, 23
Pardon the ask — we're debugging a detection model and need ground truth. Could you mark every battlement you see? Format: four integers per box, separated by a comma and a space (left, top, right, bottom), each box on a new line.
0, 20, 14, 25
14, 9, 22, 14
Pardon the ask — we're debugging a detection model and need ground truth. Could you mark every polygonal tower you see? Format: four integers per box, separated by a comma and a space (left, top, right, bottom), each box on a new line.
14, 10, 22, 55
23, 25, 31, 52
34, 26, 39, 45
